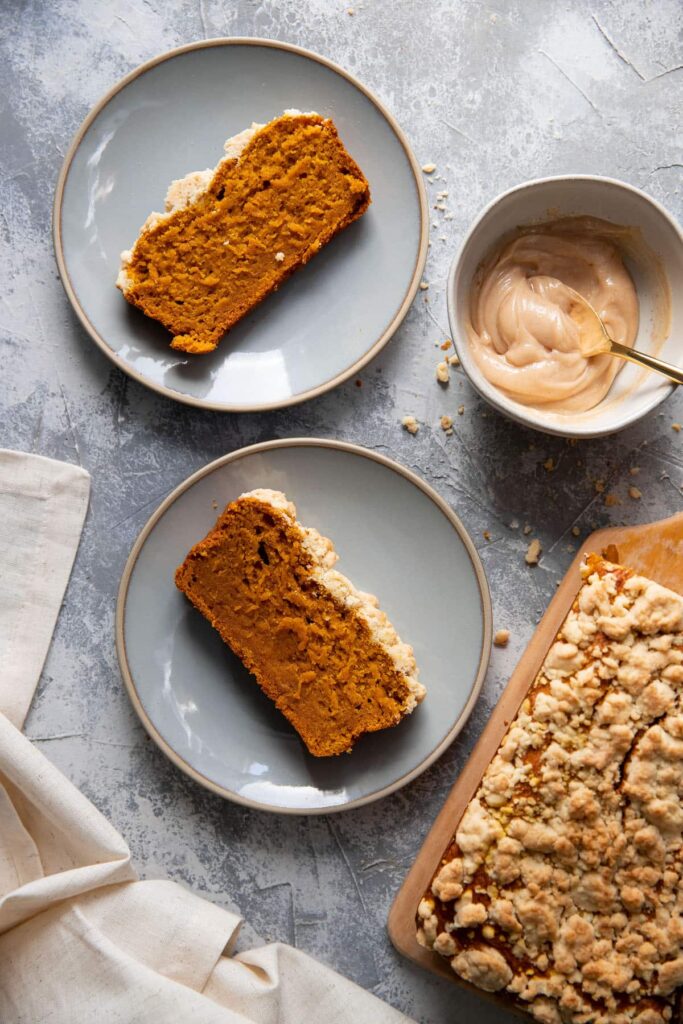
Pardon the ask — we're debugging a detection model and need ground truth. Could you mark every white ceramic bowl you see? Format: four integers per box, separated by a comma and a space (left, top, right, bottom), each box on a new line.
448, 176, 683, 437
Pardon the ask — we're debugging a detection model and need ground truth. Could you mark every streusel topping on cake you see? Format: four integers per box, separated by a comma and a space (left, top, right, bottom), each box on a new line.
418, 555, 683, 1023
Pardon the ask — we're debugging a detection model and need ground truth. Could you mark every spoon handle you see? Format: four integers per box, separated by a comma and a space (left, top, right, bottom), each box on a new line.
610, 340, 683, 387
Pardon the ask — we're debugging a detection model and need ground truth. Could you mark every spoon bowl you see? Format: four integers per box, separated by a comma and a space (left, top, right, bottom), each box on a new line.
566, 287, 683, 387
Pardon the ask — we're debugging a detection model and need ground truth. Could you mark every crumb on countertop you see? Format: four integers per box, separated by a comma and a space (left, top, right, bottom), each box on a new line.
440, 339, 452, 350
672, 422, 681, 432
629, 485, 642, 500
402, 415, 419, 435
440, 415, 453, 431
483, 530, 491, 541
448, 354, 460, 366
543, 457, 555, 472
436, 361, 449, 383
571, 525, 580, 537
494, 628, 510, 647
630, 466, 640, 475
523, 524, 532, 536
419, 280, 429, 290
525, 538, 541, 565
457, 404, 464, 415
421, 163, 437, 173
604, 492, 620, 507
594, 479, 605, 493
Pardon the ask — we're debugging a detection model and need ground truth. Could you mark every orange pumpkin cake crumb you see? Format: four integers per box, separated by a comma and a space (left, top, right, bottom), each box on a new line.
117, 111, 370, 354
174, 489, 425, 756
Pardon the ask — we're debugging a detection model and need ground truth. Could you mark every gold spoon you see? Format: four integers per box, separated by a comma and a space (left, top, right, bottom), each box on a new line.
566, 288, 683, 386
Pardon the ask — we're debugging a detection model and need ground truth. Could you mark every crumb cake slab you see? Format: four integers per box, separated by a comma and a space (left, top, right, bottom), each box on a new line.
388, 510, 683, 1020
175, 488, 424, 756
117, 111, 370, 354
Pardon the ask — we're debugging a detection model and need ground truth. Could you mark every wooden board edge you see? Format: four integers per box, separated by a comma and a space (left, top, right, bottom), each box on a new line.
387, 511, 683, 983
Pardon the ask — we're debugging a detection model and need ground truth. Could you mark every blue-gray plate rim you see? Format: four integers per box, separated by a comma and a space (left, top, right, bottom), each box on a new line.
115, 438, 492, 814
53, 38, 429, 412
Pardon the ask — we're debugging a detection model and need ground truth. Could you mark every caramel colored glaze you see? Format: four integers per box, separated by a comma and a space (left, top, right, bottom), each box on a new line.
175, 497, 414, 757
121, 115, 370, 354
467, 217, 640, 413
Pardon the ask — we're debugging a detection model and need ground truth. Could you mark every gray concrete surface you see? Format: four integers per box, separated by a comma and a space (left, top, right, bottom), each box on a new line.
2, 1, 682, 1020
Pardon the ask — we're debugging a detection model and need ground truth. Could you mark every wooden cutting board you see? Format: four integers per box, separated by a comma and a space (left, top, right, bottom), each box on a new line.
388, 510, 683, 987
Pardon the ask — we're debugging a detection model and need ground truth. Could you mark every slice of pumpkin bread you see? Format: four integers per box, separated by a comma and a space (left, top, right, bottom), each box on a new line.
117, 111, 370, 354
174, 489, 424, 756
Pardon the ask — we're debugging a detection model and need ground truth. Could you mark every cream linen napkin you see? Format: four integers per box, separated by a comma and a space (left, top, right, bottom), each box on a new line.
0, 450, 90, 728
0, 451, 411, 1024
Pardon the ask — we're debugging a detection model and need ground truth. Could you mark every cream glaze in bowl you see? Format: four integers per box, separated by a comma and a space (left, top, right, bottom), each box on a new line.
448, 176, 683, 437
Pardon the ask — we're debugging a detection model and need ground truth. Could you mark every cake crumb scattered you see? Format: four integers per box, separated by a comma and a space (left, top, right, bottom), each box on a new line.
525, 538, 541, 565
672, 422, 681, 432
421, 163, 437, 173
543, 457, 555, 472
457, 404, 464, 415
440, 415, 453, 431
494, 629, 510, 647
629, 466, 640, 475
629, 485, 642, 500
594, 479, 605, 493
274, 251, 285, 262
509, 519, 519, 530
440, 339, 452, 350
211, 499, 219, 510
523, 524, 532, 536
571, 525, 580, 537
436, 361, 449, 383
483, 530, 491, 541
402, 415, 419, 435
419, 280, 429, 290
604, 492, 620, 507
448, 354, 460, 366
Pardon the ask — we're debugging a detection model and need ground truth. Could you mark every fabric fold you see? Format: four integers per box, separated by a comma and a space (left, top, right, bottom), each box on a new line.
0, 449, 90, 729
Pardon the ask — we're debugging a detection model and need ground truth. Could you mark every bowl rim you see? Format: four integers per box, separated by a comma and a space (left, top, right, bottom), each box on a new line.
447, 173, 682, 439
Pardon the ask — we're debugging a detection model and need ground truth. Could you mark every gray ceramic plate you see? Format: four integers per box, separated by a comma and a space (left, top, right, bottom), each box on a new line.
54, 39, 428, 411
116, 439, 492, 813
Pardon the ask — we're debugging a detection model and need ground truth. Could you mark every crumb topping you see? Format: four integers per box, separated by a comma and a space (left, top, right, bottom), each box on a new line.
417, 556, 683, 1023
